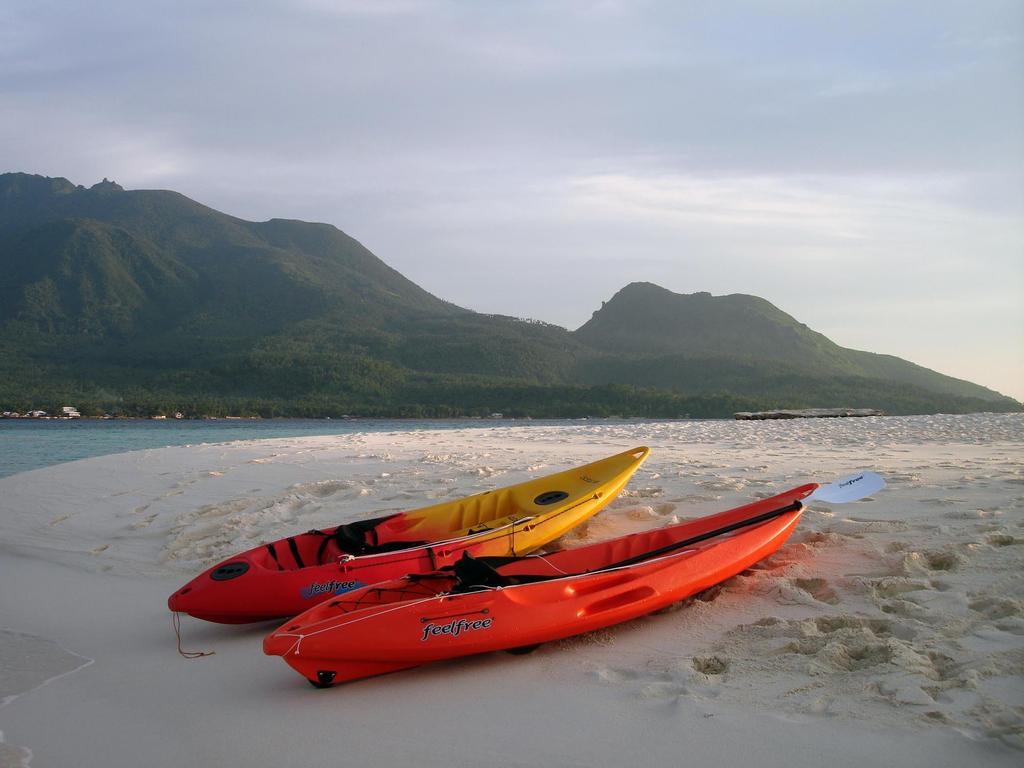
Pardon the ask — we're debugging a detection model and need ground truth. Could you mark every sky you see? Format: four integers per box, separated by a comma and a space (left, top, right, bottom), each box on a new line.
2, 0, 1022, 400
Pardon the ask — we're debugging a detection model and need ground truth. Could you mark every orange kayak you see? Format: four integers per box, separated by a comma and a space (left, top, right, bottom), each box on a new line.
169, 447, 649, 623
264, 482, 815, 687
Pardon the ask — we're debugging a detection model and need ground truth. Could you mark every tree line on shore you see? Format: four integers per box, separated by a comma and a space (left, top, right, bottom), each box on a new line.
2, 376, 1015, 421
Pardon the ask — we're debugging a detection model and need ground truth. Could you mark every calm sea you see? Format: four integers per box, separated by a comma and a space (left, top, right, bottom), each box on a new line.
0, 418, 566, 479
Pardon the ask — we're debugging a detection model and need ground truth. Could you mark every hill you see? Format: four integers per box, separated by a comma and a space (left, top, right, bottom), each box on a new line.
572, 282, 1011, 404
0, 173, 1018, 418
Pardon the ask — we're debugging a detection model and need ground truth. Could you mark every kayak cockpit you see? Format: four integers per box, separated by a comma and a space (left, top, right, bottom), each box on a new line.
252, 514, 428, 572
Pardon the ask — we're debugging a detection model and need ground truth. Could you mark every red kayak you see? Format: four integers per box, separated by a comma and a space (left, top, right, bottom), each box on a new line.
264, 483, 815, 687
169, 447, 649, 623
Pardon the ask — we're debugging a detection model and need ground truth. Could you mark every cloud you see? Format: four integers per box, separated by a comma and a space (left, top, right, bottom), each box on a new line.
558, 171, 1020, 247
564, 173, 872, 237
294, 0, 433, 16
1, 0, 1022, 398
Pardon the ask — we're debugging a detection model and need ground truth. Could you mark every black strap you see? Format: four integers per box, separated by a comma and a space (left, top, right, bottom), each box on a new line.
453, 552, 509, 589
286, 537, 305, 569
463, 555, 526, 569
308, 529, 331, 564
265, 542, 284, 570
451, 552, 563, 592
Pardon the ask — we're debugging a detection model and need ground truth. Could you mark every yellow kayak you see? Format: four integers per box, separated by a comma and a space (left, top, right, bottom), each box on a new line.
168, 446, 650, 622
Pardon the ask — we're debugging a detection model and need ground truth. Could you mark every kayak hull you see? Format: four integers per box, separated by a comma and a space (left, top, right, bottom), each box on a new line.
265, 484, 814, 685
168, 446, 649, 623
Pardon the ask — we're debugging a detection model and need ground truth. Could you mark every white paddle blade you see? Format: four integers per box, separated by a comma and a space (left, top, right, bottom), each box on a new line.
806, 471, 885, 504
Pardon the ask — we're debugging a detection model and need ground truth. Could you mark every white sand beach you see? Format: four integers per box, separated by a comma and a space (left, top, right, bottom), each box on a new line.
1, 414, 1021, 767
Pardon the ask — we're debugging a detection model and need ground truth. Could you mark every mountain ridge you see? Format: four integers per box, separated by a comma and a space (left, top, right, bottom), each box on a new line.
0, 172, 1017, 417
574, 281, 1008, 403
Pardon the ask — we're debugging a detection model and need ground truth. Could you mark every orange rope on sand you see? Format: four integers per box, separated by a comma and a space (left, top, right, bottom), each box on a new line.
173, 612, 215, 659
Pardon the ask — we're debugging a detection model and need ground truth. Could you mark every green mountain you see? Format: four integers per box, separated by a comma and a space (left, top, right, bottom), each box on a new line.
572, 282, 1010, 404
0, 172, 1018, 418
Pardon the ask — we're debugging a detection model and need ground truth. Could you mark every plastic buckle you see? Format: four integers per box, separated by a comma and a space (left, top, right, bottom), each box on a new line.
337, 554, 355, 571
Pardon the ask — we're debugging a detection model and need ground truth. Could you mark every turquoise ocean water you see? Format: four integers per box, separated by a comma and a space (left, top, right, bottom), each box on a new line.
0, 418, 548, 479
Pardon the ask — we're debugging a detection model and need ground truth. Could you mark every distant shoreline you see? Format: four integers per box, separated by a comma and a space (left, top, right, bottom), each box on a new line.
3, 410, 1020, 422
3, 414, 601, 421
